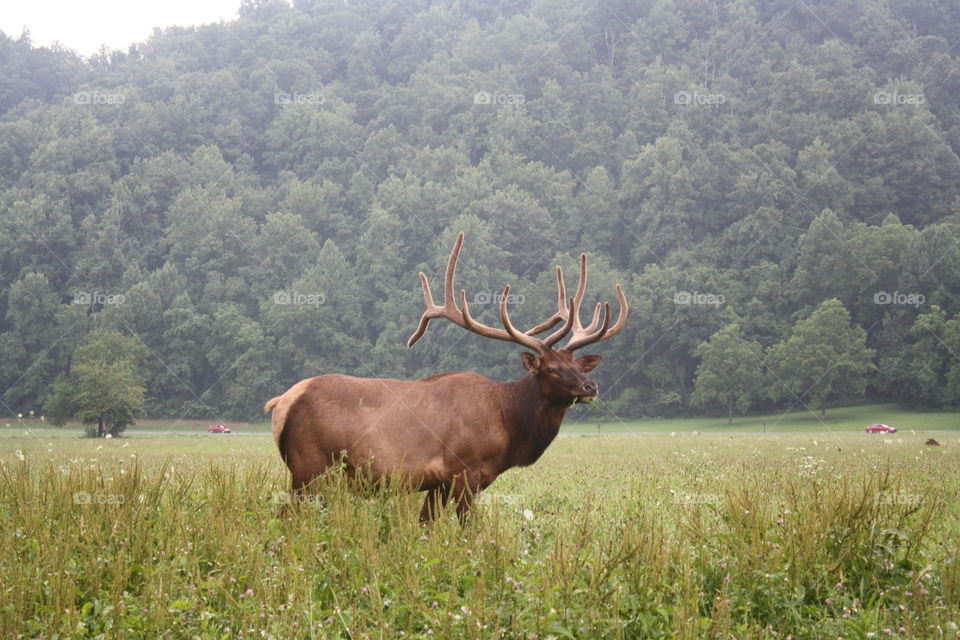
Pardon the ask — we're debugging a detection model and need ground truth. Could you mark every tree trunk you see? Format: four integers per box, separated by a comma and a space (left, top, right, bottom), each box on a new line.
728, 395, 734, 425
819, 400, 827, 420
98, 419, 105, 438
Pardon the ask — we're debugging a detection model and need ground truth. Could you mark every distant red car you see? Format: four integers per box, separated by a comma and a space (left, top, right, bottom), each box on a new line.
865, 423, 897, 434
207, 424, 231, 434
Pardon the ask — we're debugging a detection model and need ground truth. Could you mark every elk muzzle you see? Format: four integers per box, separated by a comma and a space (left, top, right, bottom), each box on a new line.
574, 380, 599, 404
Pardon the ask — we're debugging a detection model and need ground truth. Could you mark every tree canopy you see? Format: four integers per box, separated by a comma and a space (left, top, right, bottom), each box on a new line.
44, 330, 147, 436
693, 324, 764, 424
1, 0, 959, 422
767, 299, 876, 419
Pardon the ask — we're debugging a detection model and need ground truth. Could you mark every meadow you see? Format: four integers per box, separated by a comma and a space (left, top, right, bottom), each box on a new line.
8, 402, 953, 437
1, 425, 959, 639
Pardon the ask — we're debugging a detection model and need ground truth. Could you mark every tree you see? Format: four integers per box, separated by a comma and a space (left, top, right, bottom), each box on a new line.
0, 271, 82, 411
163, 187, 258, 311
263, 238, 367, 384
692, 323, 764, 424
619, 135, 697, 267
44, 330, 147, 437
795, 139, 854, 217
469, 188, 558, 276
878, 306, 960, 408
3, 0, 960, 421
766, 299, 875, 419
790, 209, 856, 307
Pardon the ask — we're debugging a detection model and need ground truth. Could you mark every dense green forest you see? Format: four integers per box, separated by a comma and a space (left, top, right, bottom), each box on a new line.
1, 0, 959, 422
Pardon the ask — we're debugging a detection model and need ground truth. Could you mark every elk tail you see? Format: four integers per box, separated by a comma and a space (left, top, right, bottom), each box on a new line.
264, 379, 314, 452
264, 395, 288, 448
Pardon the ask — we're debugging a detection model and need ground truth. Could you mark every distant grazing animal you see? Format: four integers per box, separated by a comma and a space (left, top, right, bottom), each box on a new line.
264, 232, 628, 520
925, 438, 941, 446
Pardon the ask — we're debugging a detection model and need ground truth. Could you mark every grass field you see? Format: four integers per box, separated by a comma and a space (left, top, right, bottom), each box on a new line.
565, 403, 960, 434
5, 402, 957, 437
2, 417, 959, 638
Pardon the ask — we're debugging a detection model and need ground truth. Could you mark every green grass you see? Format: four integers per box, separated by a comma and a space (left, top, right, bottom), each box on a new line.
6, 402, 957, 439
0, 419, 262, 435
2, 428, 959, 638
564, 402, 960, 434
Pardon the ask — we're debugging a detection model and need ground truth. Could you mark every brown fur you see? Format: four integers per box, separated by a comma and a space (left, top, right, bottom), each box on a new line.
266, 350, 600, 520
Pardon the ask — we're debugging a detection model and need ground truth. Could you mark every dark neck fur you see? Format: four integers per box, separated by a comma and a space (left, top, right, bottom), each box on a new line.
501, 374, 568, 468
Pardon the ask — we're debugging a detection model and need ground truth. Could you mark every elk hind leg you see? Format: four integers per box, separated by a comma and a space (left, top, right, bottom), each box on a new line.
282, 463, 330, 516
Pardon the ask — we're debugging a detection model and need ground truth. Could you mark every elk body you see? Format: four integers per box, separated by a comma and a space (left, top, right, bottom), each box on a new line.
265, 233, 628, 520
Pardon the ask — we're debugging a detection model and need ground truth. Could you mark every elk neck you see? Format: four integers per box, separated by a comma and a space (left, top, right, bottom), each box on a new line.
501, 373, 570, 468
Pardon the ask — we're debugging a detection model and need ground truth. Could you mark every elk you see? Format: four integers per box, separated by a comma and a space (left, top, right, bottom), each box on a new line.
264, 232, 628, 520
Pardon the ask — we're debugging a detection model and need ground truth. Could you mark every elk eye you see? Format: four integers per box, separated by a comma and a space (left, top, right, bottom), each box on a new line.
546, 367, 557, 374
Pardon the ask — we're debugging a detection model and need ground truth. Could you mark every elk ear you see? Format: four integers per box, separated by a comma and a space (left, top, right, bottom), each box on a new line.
576, 354, 602, 372
520, 352, 541, 373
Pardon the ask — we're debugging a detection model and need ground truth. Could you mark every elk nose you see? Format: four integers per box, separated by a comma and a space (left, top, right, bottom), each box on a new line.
583, 381, 599, 396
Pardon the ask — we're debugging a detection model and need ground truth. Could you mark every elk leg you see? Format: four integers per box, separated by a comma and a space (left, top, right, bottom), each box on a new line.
419, 485, 450, 522
451, 473, 484, 523
278, 475, 308, 517
291, 468, 315, 504
284, 467, 328, 516
454, 491, 475, 522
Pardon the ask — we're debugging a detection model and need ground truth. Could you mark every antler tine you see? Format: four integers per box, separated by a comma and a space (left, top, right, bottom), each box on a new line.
408, 232, 550, 352
418, 271, 436, 308
407, 272, 437, 347
543, 297, 577, 348
442, 230, 463, 308
458, 289, 517, 344
607, 284, 629, 337
526, 266, 567, 336
571, 253, 588, 315
581, 302, 603, 333
407, 233, 463, 347
563, 284, 629, 351
499, 286, 550, 354
565, 302, 611, 351
543, 253, 587, 346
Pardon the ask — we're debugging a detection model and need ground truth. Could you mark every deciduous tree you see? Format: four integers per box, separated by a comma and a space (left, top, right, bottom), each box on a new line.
45, 330, 146, 437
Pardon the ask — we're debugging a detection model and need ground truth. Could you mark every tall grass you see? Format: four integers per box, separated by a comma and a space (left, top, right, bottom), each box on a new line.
1, 434, 958, 638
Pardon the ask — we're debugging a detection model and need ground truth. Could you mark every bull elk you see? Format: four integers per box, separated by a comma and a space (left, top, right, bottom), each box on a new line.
264, 233, 628, 520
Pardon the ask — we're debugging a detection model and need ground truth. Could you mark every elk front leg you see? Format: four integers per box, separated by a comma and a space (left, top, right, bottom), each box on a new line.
419, 485, 450, 522
451, 471, 486, 523
454, 490, 475, 522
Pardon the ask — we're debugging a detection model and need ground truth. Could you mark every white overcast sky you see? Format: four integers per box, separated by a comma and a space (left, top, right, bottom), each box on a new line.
1, 0, 246, 57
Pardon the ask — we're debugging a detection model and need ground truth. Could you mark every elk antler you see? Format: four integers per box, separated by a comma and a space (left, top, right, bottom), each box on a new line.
407, 232, 628, 353
543, 253, 630, 352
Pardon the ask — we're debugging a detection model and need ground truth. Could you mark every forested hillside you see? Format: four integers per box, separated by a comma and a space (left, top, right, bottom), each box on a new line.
2, 0, 959, 422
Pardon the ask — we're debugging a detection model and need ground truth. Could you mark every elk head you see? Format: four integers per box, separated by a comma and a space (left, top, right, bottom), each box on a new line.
407, 233, 628, 406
